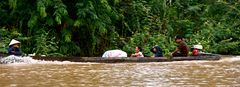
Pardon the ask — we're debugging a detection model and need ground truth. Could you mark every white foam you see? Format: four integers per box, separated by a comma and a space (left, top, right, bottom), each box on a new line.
217, 56, 240, 62
0, 55, 76, 64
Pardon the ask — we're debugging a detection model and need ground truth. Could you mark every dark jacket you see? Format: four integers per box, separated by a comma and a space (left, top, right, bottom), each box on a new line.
151, 46, 163, 57
8, 46, 22, 56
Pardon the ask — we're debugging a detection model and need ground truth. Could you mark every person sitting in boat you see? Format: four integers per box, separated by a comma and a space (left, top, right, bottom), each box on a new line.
171, 35, 189, 57
191, 45, 203, 56
8, 39, 22, 56
102, 50, 127, 58
131, 46, 144, 57
150, 45, 163, 57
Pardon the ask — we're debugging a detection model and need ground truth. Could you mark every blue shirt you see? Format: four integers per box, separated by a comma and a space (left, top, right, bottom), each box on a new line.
8, 47, 22, 56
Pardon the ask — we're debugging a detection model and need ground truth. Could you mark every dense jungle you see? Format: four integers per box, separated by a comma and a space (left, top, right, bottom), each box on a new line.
0, 0, 240, 56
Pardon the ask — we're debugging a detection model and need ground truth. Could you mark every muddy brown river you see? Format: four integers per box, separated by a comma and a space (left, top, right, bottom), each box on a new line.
0, 56, 240, 87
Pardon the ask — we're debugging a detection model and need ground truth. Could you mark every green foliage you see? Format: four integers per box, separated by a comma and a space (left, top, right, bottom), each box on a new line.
0, 0, 239, 56
0, 27, 10, 53
8, 0, 17, 9
32, 30, 58, 55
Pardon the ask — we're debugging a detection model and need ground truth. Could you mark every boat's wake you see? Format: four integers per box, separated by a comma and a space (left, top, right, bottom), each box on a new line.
0, 55, 74, 64
1, 55, 239, 64
217, 56, 240, 62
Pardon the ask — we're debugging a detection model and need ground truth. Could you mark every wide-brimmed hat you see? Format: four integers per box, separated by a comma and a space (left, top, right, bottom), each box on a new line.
192, 45, 203, 49
9, 39, 20, 46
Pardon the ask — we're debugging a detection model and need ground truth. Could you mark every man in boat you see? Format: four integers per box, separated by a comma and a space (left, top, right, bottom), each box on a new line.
8, 39, 22, 56
150, 45, 163, 57
172, 35, 189, 57
131, 46, 144, 57
102, 50, 127, 58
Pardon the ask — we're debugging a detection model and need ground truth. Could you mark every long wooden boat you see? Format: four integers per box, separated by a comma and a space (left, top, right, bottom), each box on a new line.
32, 54, 221, 63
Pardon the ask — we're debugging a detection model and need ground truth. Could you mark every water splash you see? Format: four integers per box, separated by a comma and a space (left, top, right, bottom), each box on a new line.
217, 56, 240, 63
0, 55, 33, 64
0, 55, 74, 64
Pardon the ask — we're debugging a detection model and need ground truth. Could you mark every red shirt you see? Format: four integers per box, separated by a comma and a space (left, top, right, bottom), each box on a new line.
192, 49, 199, 56
177, 41, 189, 56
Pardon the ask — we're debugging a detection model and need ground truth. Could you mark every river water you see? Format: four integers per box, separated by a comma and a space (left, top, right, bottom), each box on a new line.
0, 56, 240, 87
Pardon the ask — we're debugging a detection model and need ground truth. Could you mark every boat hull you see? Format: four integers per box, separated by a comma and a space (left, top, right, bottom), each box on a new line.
32, 54, 221, 63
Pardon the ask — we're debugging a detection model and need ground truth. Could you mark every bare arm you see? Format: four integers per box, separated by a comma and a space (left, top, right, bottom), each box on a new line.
173, 48, 179, 53
131, 53, 141, 57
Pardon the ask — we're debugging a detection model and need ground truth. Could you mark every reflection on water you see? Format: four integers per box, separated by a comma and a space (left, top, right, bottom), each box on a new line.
0, 56, 240, 87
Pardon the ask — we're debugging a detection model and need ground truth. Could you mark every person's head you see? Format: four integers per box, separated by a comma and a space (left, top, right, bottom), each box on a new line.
9, 39, 21, 48
13, 43, 20, 48
153, 48, 157, 52
135, 46, 142, 53
175, 35, 183, 43
150, 46, 159, 53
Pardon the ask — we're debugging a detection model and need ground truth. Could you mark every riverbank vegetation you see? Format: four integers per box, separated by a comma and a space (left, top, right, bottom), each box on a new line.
0, 0, 240, 56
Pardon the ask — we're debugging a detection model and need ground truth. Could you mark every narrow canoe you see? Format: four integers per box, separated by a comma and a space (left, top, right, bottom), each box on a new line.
32, 54, 221, 63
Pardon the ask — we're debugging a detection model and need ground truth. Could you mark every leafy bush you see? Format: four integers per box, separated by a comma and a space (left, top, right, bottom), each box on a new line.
0, 0, 239, 56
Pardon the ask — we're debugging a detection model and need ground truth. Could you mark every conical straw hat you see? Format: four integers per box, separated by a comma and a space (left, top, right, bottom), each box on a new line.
9, 39, 20, 46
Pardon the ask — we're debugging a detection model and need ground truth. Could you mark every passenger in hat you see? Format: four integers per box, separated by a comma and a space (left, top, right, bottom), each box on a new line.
8, 39, 22, 56
171, 35, 189, 57
191, 45, 203, 56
